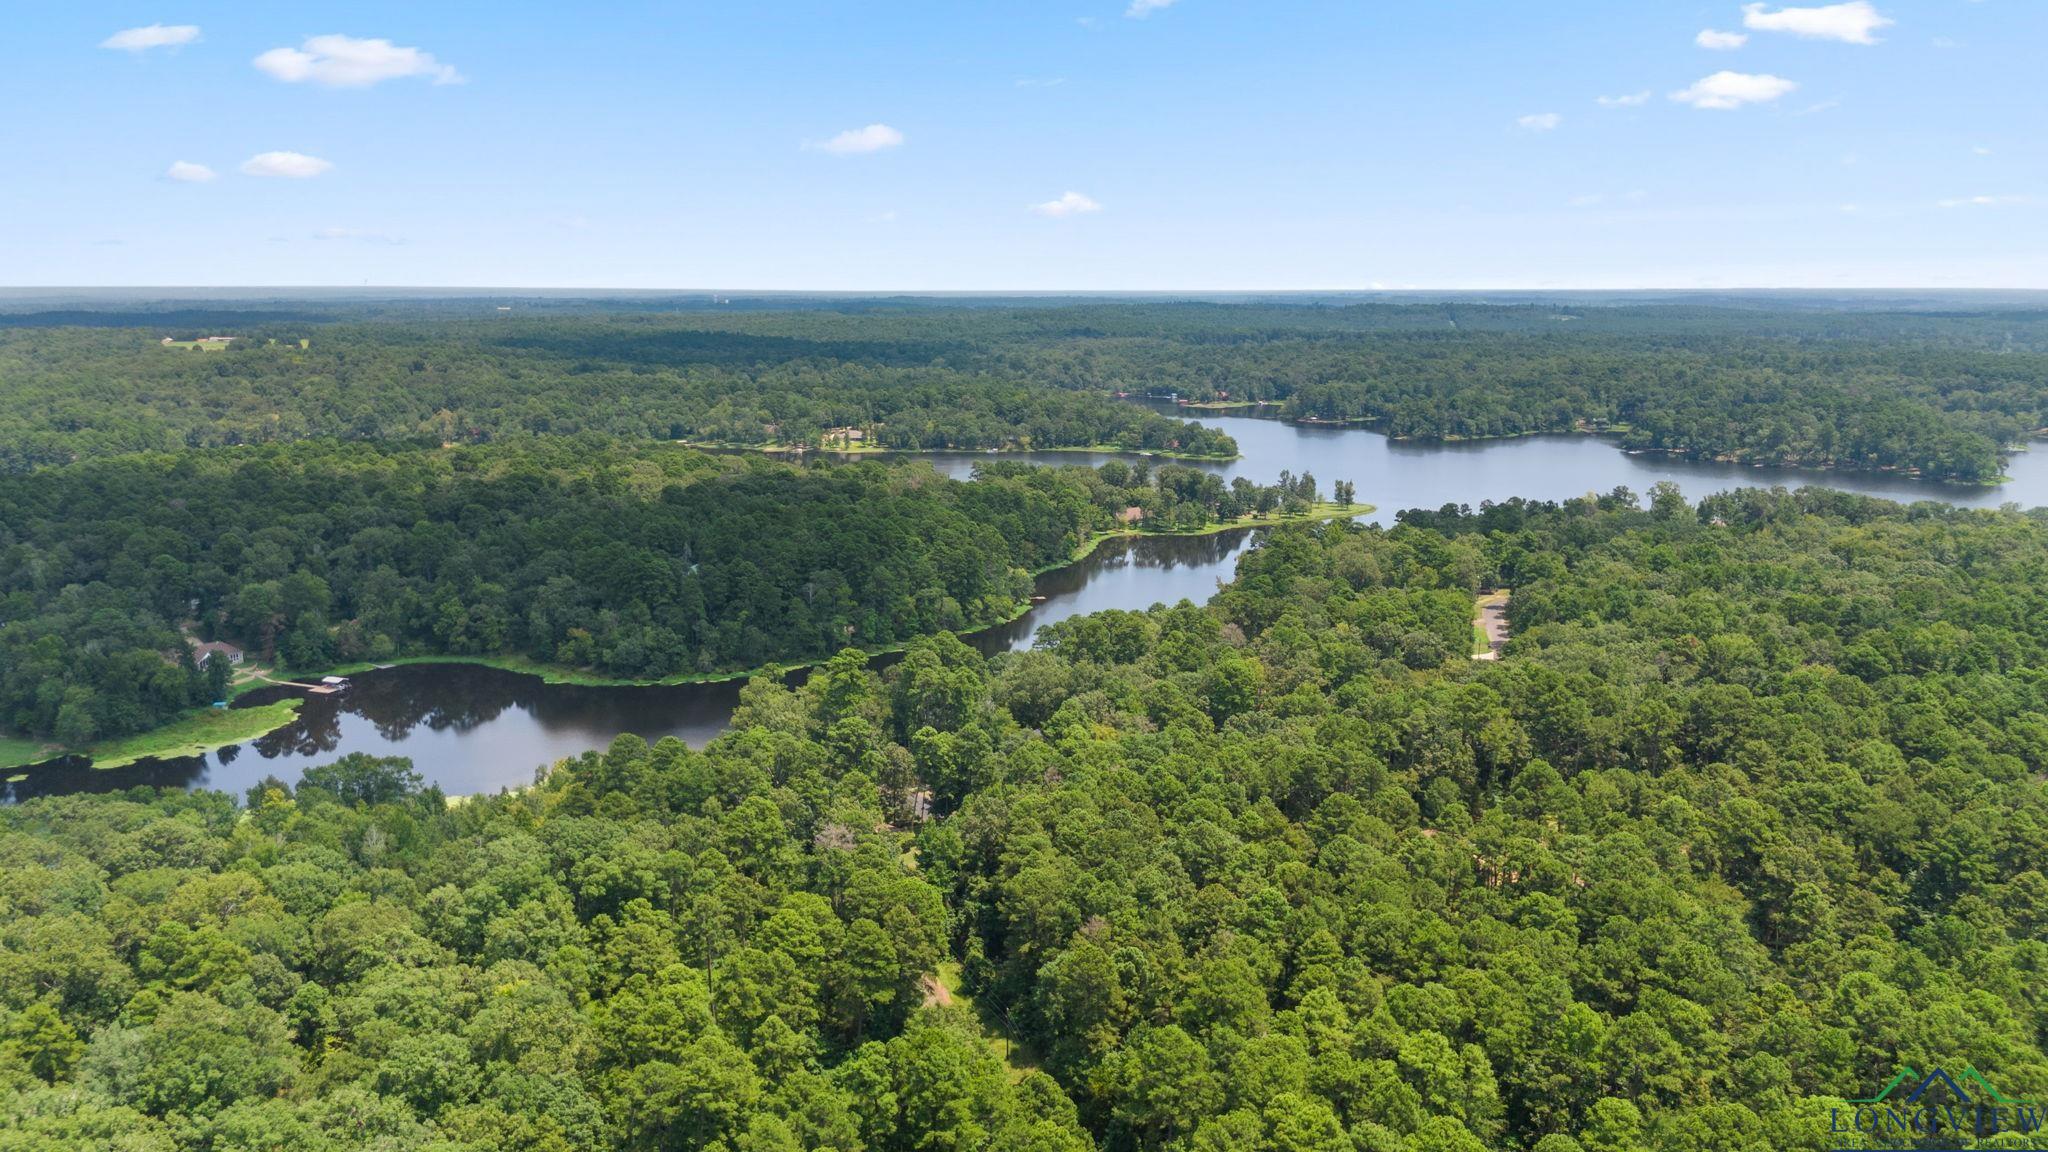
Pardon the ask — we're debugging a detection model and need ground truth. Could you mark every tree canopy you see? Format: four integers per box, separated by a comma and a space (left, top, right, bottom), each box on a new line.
0, 440, 1316, 746
5, 488, 2046, 1150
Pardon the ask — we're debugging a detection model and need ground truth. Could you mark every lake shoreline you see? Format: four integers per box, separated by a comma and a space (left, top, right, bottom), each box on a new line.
1213, 406, 2012, 488
677, 438, 1241, 464
0, 699, 308, 774
15, 383, 2048, 799
6, 503, 1369, 778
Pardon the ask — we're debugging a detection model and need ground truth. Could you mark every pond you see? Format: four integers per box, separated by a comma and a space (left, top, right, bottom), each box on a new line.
15, 411, 2048, 801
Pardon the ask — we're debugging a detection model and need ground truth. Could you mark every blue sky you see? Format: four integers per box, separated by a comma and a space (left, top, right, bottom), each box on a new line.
3, 2, 2040, 289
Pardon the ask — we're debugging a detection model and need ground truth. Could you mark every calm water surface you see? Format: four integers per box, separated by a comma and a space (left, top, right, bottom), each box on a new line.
899, 403, 2048, 520
18, 413, 2047, 801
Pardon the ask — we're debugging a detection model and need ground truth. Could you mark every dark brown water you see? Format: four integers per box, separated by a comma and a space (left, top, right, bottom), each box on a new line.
17, 408, 2047, 802
3, 665, 748, 803
4, 531, 1259, 802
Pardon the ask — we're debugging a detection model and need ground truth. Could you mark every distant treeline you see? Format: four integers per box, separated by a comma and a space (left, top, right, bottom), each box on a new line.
0, 319, 1236, 471
1035, 329, 2034, 482
10, 300, 2048, 479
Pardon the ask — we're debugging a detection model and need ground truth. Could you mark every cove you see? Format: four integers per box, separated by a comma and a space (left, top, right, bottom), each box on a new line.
13, 413, 2048, 802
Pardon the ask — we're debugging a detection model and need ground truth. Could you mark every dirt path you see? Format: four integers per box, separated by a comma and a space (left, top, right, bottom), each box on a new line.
1472, 591, 1511, 660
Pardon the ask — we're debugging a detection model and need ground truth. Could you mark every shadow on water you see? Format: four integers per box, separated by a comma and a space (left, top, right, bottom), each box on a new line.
3, 665, 747, 804
20, 404, 2048, 803
5, 529, 1263, 803
964, 530, 1258, 655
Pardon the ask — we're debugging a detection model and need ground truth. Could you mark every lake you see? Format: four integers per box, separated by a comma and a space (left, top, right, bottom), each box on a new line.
887, 403, 2048, 520
14, 412, 2047, 801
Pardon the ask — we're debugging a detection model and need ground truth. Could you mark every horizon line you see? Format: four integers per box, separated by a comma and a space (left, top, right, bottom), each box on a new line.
5, 285, 2047, 297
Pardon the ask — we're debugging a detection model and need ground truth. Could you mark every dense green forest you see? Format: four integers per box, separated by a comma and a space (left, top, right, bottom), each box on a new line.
0, 440, 1330, 746
4, 299, 2046, 480
0, 322, 1237, 471
4, 489, 2047, 1150
4, 295, 2047, 1147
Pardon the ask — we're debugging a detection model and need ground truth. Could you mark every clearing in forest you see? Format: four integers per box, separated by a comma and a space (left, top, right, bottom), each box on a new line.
1472, 590, 1510, 660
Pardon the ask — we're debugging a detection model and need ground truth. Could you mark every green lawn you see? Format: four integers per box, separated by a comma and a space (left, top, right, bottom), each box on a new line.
0, 734, 61, 771
78, 699, 303, 770
1062, 501, 1375, 567
307, 652, 765, 689
931, 961, 1041, 1083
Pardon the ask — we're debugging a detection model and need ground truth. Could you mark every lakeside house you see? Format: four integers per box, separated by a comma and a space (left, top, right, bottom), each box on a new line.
189, 639, 245, 666
1117, 506, 1146, 525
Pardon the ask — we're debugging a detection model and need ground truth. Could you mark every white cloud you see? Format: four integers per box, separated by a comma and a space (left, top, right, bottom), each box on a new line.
1517, 113, 1562, 131
1595, 91, 1652, 108
165, 161, 216, 183
810, 124, 905, 156
254, 34, 463, 87
1742, 3, 1894, 45
101, 24, 200, 51
1938, 194, 2027, 208
1670, 71, 1798, 109
1696, 29, 1750, 50
1973, 146, 1993, 156
1031, 191, 1103, 218
1127, 0, 1178, 17
241, 151, 333, 178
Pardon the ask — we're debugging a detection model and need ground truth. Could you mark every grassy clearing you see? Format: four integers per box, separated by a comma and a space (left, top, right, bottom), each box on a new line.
931, 961, 1041, 1083
1061, 501, 1374, 568
78, 699, 304, 770
1033, 443, 1240, 461
0, 734, 61, 771
305, 652, 765, 689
